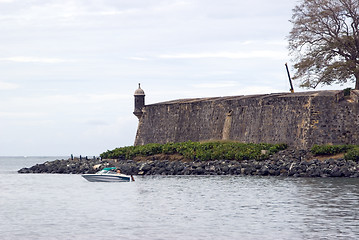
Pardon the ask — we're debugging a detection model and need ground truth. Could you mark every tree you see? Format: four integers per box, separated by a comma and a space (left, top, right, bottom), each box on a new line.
288, 0, 359, 90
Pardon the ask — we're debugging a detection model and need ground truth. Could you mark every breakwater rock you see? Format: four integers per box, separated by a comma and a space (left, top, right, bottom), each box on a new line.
18, 150, 359, 177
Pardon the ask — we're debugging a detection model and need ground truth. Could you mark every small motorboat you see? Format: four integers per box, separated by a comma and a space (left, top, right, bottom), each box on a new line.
82, 167, 134, 182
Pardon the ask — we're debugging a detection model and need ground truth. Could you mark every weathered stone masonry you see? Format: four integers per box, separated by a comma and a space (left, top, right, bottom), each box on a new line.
134, 90, 359, 149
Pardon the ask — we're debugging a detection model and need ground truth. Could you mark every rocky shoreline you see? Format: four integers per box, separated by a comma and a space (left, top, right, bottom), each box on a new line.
18, 149, 359, 177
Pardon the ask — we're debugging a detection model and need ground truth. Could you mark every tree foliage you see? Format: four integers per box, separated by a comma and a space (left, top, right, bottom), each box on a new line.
288, 0, 359, 89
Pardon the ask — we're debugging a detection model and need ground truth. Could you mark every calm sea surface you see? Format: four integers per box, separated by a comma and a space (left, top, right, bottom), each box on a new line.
1, 156, 359, 240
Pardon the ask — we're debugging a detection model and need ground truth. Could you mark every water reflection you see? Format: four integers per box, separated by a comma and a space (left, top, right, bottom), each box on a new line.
289, 178, 359, 239
1, 163, 359, 240
133, 176, 359, 239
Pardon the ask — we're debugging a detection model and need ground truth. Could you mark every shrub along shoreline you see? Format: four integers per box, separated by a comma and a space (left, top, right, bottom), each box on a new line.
18, 142, 359, 177
311, 144, 359, 161
100, 141, 288, 161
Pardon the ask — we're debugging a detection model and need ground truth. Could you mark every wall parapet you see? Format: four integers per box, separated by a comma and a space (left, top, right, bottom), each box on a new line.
134, 90, 359, 149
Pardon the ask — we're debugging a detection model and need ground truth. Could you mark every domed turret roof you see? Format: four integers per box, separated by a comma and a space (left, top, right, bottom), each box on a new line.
134, 83, 145, 96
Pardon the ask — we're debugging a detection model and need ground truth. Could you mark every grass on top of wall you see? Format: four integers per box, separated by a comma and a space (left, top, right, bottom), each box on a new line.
311, 144, 359, 161
100, 141, 288, 161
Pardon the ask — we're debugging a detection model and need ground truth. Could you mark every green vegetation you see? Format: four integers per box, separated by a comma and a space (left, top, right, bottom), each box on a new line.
344, 148, 359, 162
311, 144, 359, 161
100, 141, 288, 161
311, 144, 354, 156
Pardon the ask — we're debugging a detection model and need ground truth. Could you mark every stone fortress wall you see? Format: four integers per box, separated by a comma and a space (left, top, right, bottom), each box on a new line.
134, 88, 359, 149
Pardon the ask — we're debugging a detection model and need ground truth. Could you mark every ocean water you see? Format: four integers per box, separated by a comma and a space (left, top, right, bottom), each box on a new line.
1, 157, 359, 240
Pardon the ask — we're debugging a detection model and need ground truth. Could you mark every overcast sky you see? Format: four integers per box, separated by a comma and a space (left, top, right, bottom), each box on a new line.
0, 0, 354, 156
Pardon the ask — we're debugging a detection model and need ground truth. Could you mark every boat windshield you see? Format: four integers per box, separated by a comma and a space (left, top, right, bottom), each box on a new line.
97, 167, 117, 174
103, 167, 117, 171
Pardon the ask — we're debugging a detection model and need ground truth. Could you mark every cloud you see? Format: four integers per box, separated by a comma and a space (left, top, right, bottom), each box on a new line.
82, 115, 135, 138
0, 81, 19, 90
128, 57, 149, 61
85, 93, 131, 103
158, 50, 287, 60
265, 40, 288, 46
230, 86, 286, 95
7, 93, 131, 108
0, 56, 74, 63
0, 111, 45, 118
0, 0, 299, 155
85, 120, 109, 126
191, 81, 238, 89
0, 1, 188, 26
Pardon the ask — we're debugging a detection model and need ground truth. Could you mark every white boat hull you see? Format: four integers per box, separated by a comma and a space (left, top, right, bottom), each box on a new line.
82, 174, 132, 182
